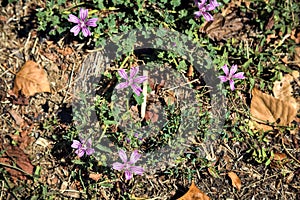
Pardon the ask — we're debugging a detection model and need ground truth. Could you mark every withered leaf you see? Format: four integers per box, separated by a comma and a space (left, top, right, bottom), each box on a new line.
0, 144, 34, 181
250, 88, 297, 131
200, 12, 247, 41
12, 60, 51, 97
228, 171, 242, 191
177, 181, 210, 200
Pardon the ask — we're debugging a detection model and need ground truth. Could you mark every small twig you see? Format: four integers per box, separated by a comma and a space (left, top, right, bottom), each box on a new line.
0, 180, 4, 200
61, 63, 75, 105
164, 79, 202, 91
141, 70, 148, 119
282, 137, 300, 165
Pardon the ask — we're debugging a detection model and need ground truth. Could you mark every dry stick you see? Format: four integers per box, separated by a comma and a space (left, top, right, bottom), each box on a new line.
61, 63, 75, 105
282, 137, 300, 165
163, 78, 200, 91
141, 70, 148, 119
0, 162, 33, 178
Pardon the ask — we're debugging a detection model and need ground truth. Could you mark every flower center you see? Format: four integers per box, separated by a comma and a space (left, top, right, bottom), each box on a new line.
79, 20, 86, 28
124, 162, 131, 170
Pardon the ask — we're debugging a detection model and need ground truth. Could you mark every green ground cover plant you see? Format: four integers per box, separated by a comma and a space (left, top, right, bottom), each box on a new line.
0, 0, 299, 199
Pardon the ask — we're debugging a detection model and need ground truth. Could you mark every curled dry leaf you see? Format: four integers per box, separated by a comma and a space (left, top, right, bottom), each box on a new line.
227, 171, 242, 191
12, 60, 51, 97
250, 88, 297, 131
177, 181, 210, 200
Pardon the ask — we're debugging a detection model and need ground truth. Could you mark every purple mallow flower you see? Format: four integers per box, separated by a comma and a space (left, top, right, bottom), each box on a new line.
218, 64, 245, 91
115, 66, 148, 96
71, 137, 95, 158
68, 8, 98, 37
194, 0, 220, 21
112, 149, 144, 180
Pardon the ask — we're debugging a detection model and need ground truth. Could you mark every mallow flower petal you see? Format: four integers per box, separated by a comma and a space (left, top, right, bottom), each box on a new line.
86, 18, 98, 27
70, 25, 81, 36
130, 166, 144, 175
229, 79, 235, 91
86, 148, 95, 155
79, 8, 88, 21
125, 170, 133, 180
218, 75, 228, 83
131, 84, 142, 96
115, 82, 129, 90
202, 12, 214, 21
68, 14, 80, 23
221, 64, 229, 76
229, 64, 238, 77
130, 67, 139, 79
112, 162, 125, 171
133, 76, 147, 84
82, 27, 91, 37
194, 11, 202, 18
129, 150, 141, 164
76, 148, 85, 158
119, 149, 128, 163
232, 72, 245, 79
71, 140, 81, 149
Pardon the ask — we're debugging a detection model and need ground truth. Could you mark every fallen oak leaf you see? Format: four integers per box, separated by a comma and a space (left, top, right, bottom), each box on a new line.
227, 171, 242, 191
12, 60, 51, 97
250, 88, 297, 131
273, 73, 299, 110
177, 181, 210, 200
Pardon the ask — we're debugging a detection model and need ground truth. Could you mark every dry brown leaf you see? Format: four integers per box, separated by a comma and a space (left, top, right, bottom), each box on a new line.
163, 90, 176, 106
7, 109, 24, 126
273, 153, 287, 161
0, 144, 34, 181
200, 12, 247, 41
293, 46, 300, 68
228, 172, 242, 191
273, 73, 299, 110
57, 47, 73, 56
89, 173, 102, 182
291, 29, 300, 44
177, 181, 210, 200
144, 110, 159, 123
187, 65, 194, 77
12, 60, 51, 97
250, 88, 297, 131
266, 33, 277, 44
265, 13, 275, 30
